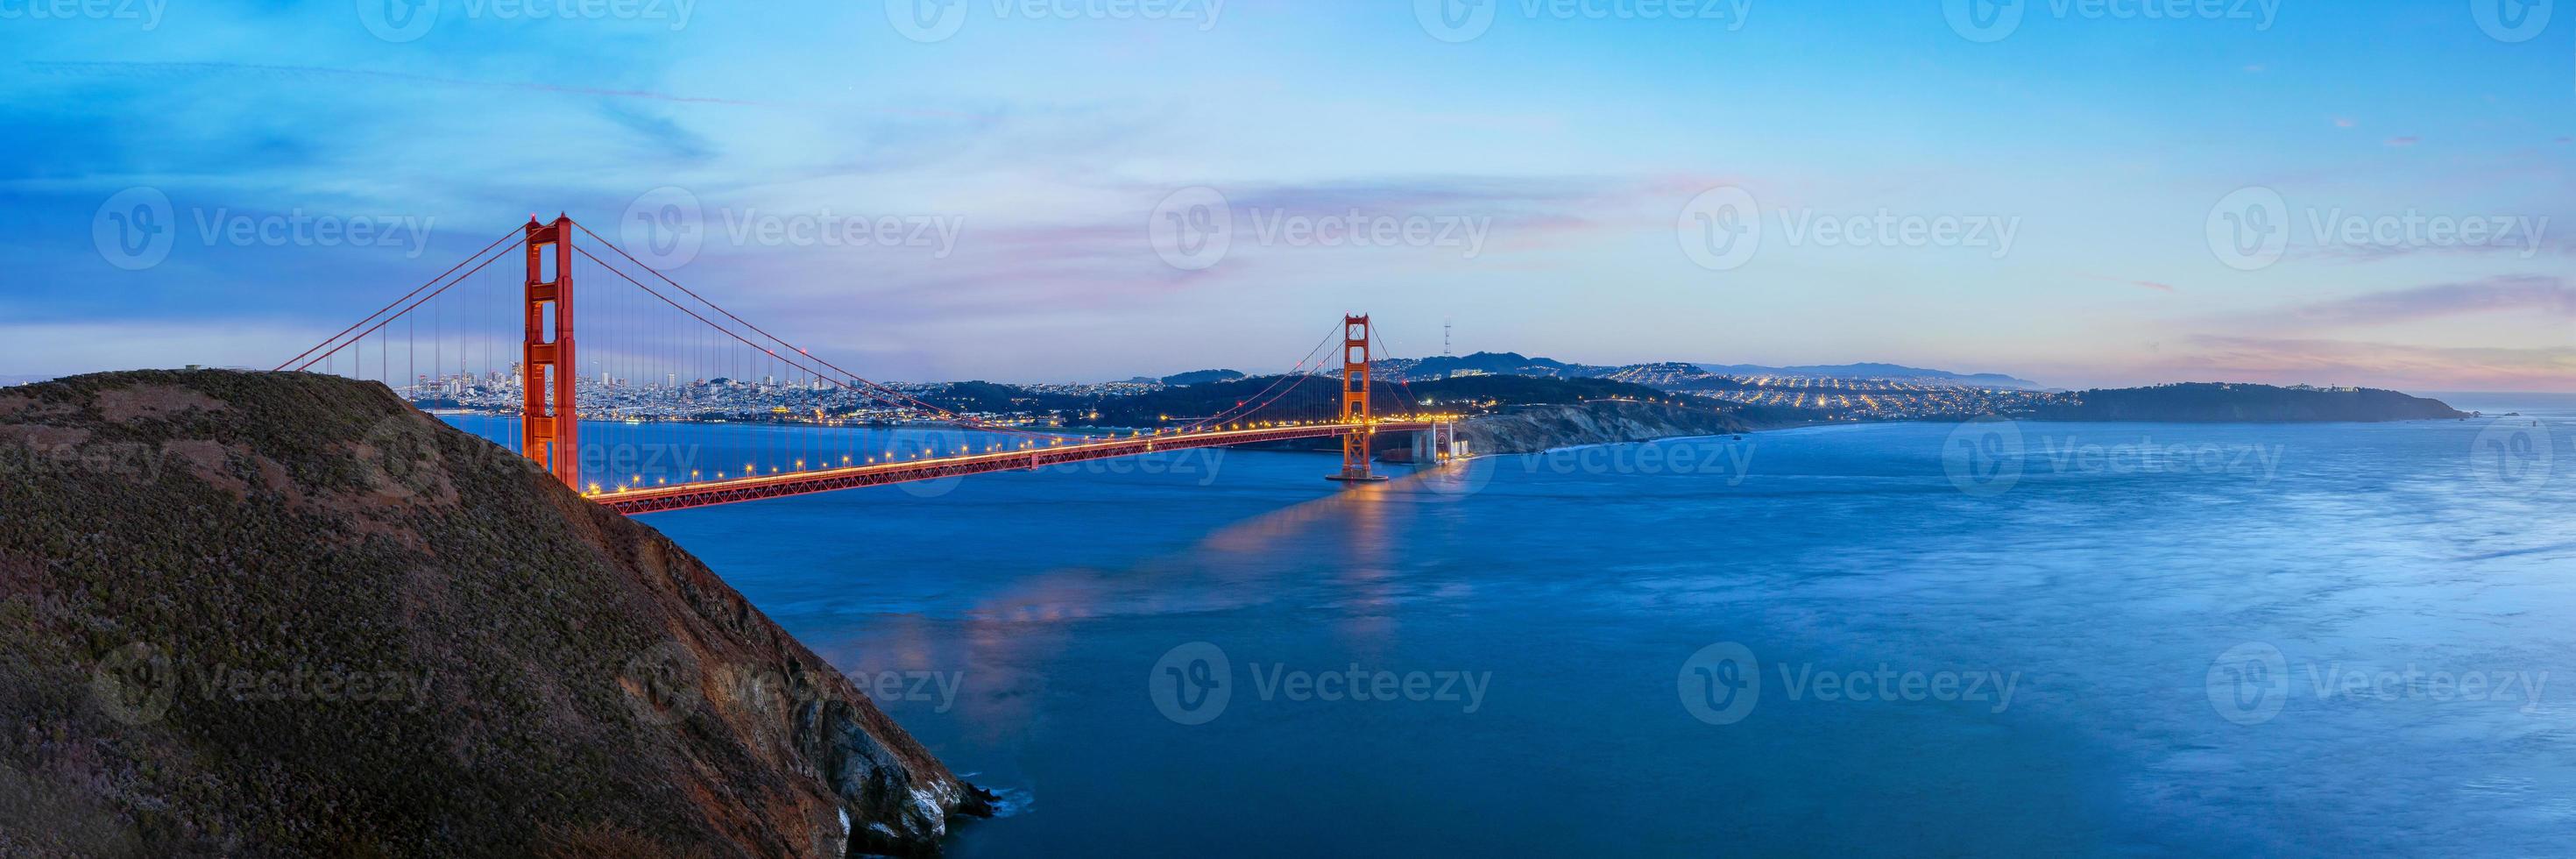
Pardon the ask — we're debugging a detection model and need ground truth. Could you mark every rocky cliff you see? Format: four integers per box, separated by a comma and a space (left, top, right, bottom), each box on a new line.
1454, 401, 1762, 455
0, 370, 988, 857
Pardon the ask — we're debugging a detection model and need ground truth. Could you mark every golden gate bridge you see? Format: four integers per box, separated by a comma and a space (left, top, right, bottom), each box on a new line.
278, 215, 1455, 514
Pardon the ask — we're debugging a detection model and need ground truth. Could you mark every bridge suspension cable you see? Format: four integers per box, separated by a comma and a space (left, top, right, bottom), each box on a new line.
278, 213, 1446, 509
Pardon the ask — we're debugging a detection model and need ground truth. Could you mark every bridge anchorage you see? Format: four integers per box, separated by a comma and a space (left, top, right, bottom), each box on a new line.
280, 214, 1460, 514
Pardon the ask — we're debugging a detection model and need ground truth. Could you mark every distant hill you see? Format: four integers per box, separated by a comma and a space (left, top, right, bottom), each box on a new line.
1368, 351, 2044, 389
1693, 362, 2045, 389
2033, 383, 2469, 422
0, 370, 987, 856
1378, 351, 1589, 380
1159, 368, 1247, 387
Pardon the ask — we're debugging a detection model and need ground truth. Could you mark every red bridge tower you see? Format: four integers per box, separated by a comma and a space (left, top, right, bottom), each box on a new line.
1327, 313, 1387, 483
520, 215, 578, 490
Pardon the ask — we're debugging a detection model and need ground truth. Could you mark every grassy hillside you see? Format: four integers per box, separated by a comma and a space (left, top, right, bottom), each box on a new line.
0, 370, 987, 857
2035, 383, 2468, 422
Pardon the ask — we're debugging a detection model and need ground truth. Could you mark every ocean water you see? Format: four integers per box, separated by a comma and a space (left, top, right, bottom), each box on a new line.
456, 401, 2576, 856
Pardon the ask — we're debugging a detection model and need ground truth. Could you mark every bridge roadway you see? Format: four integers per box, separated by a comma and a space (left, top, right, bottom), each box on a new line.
593, 421, 1438, 514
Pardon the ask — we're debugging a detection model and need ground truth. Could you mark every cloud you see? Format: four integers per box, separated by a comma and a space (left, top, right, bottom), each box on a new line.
2237, 275, 2576, 330
2078, 273, 2176, 293
2385, 136, 2420, 146
2161, 335, 2576, 391
24, 60, 782, 107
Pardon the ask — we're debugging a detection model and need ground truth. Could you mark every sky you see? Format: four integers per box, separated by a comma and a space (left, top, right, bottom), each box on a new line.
1, 0, 2571, 390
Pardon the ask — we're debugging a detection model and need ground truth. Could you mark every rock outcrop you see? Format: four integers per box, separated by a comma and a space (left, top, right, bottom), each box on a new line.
0, 370, 987, 857
1454, 401, 1763, 455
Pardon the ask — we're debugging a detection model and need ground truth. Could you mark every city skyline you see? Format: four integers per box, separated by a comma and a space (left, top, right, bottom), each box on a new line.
4, 1, 2572, 390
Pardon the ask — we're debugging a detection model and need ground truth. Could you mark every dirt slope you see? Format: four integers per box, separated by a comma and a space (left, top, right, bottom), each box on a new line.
0, 370, 988, 857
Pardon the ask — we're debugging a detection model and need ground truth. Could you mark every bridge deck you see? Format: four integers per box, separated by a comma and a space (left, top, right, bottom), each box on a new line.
594, 421, 1434, 514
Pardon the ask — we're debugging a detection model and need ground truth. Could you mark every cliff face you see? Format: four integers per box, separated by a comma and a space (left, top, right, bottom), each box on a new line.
0, 370, 986, 857
1454, 401, 1759, 455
